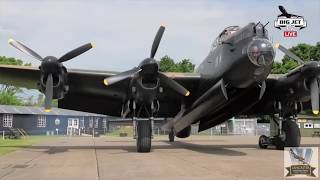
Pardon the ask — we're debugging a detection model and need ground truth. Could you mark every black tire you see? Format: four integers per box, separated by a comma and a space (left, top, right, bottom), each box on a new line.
176, 126, 191, 138
136, 120, 152, 153
275, 120, 301, 150
169, 130, 175, 142
258, 135, 269, 149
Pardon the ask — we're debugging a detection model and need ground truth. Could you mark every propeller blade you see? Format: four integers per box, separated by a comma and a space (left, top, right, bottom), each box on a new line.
59, 43, 94, 63
310, 78, 319, 115
44, 74, 53, 112
104, 67, 140, 86
259, 81, 266, 100
158, 72, 190, 96
150, 26, 165, 58
8, 38, 43, 61
220, 79, 228, 100
275, 43, 304, 64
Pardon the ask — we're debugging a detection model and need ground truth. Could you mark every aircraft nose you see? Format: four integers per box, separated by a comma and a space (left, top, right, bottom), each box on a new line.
247, 38, 275, 66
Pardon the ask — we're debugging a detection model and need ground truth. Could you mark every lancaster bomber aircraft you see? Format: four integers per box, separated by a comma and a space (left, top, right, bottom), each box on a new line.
0, 21, 318, 152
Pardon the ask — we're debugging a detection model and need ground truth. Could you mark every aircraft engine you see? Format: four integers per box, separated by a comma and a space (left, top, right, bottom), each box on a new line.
103, 26, 191, 101
8, 38, 94, 111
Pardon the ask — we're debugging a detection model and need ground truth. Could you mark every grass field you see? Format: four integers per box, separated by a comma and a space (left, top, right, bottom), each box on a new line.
0, 136, 57, 156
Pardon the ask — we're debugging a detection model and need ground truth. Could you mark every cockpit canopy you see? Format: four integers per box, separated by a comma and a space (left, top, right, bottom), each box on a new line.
212, 26, 240, 49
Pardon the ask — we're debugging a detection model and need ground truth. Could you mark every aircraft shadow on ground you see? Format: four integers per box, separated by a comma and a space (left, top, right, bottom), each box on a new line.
1, 142, 318, 155
0, 143, 250, 156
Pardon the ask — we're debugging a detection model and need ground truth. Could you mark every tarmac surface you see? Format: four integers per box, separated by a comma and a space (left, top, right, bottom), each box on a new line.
0, 135, 319, 180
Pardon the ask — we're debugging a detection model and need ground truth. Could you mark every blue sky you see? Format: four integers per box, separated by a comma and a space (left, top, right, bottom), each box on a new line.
0, 0, 319, 72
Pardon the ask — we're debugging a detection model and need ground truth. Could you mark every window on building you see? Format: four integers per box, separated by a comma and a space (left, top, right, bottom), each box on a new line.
89, 117, 93, 128
304, 123, 313, 129
94, 117, 99, 128
297, 123, 300, 128
74, 119, 78, 127
37, 115, 46, 128
103, 118, 107, 128
3, 114, 13, 127
314, 124, 320, 129
80, 117, 85, 128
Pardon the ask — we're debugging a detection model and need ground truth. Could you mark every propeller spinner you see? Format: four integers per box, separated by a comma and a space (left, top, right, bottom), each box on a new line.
8, 38, 94, 112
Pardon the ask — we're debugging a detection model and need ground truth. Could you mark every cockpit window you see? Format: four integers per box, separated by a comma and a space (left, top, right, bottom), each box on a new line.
211, 26, 240, 50
219, 26, 240, 40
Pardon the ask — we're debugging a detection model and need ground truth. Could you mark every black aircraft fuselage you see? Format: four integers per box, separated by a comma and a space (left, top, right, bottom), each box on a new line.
197, 23, 274, 93
168, 22, 275, 134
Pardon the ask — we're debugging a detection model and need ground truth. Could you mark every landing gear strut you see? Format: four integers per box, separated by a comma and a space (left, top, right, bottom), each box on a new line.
169, 129, 175, 142
258, 117, 301, 150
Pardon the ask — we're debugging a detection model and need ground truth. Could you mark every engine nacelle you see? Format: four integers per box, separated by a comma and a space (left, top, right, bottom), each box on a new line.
133, 76, 160, 104
176, 126, 191, 138
38, 66, 69, 100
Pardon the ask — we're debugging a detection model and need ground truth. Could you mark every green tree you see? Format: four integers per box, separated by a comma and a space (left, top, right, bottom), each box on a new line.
310, 42, 320, 60
159, 55, 177, 72
159, 55, 195, 73
0, 86, 23, 105
0, 56, 31, 66
0, 56, 32, 105
176, 59, 195, 73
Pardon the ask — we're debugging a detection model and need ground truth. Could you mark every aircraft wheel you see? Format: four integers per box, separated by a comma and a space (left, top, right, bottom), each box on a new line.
136, 120, 152, 153
169, 130, 174, 142
274, 120, 301, 150
258, 135, 269, 149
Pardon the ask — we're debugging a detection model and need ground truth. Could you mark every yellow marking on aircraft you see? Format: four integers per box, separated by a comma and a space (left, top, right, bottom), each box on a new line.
103, 79, 109, 86
185, 91, 190, 97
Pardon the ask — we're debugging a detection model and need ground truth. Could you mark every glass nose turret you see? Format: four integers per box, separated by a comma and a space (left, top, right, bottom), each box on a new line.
247, 38, 275, 66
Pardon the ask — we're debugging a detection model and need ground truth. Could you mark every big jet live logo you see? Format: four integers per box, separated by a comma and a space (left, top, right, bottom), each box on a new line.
274, 6, 307, 37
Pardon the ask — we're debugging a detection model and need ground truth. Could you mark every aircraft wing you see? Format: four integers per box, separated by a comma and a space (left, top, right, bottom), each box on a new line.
0, 65, 201, 117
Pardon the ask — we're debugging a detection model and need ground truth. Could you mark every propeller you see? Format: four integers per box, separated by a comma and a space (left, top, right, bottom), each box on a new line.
104, 67, 140, 86
44, 74, 53, 112
103, 26, 190, 97
9, 38, 94, 112
158, 72, 190, 96
150, 26, 165, 59
310, 78, 319, 115
275, 43, 304, 64
275, 43, 319, 114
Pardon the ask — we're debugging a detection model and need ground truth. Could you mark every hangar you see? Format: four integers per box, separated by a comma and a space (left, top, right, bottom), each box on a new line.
0, 105, 108, 136
296, 115, 320, 137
